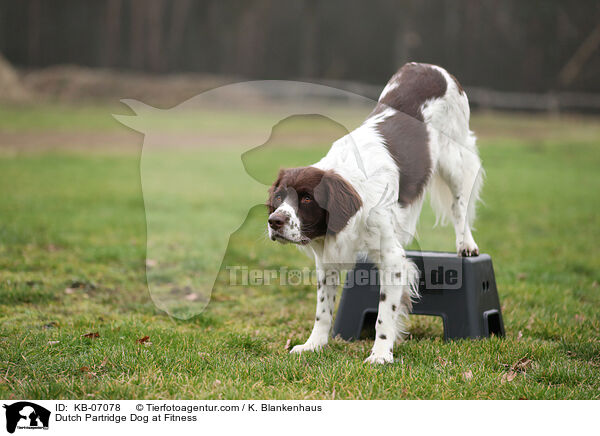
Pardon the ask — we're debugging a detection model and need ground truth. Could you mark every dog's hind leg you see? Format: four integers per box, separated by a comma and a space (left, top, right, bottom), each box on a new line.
431, 133, 483, 256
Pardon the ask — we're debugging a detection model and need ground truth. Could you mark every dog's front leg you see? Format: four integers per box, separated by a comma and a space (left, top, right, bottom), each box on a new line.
290, 266, 338, 354
365, 244, 416, 365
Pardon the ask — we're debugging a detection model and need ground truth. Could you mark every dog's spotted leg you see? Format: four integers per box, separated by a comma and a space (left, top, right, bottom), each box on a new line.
365, 255, 402, 364
365, 240, 418, 364
290, 267, 338, 354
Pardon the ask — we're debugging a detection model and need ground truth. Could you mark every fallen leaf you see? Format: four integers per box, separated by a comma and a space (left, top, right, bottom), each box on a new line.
137, 335, 150, 344
80, 366, 90, 372
284, 339, 291, 350
502, 356, 533, 383
513, 357, 533, 372
463, 370, 473, 381
47, 341, 60, 346
81, 332, 100, 339
501, 370, 517, 383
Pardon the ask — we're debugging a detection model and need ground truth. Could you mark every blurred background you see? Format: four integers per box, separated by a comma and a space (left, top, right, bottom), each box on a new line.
1, 0, 600, 109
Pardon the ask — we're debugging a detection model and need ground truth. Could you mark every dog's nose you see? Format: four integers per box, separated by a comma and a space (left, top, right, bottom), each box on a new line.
268, 213, 288, 230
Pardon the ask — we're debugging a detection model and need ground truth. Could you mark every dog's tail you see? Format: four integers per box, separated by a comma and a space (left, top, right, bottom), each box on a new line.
429, 171, 453, 226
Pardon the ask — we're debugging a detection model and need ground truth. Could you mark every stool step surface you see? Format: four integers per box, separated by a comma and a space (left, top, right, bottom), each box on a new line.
332, 251, 505, 341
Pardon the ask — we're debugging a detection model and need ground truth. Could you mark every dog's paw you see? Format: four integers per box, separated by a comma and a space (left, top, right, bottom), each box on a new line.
457, 240, 479, 257
290, 341, 325, 354
364, 351, 394, 365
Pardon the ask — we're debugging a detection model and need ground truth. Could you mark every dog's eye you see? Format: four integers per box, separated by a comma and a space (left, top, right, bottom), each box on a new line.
275, 195, 282, 202
301, 194, 312, 204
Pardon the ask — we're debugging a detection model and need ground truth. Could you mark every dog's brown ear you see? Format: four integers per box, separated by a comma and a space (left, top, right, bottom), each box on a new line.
314, 170, 362, 234
266, 168, 286, 213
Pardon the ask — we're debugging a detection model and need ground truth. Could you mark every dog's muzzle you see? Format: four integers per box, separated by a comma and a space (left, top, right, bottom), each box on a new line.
268, 212, 289, 231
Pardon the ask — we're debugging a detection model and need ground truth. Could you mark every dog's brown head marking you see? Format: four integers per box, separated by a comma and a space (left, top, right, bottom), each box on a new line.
267, 166, 362, 241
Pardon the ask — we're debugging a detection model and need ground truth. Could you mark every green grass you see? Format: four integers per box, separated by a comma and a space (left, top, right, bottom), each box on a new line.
0, 105, 598, 399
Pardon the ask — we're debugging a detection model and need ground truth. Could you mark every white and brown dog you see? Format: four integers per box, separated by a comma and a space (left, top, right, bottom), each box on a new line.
266, 63, 483, 364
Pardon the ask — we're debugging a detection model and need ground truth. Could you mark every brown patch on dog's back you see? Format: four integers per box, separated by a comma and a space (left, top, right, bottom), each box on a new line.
371, 63, 448, 206
372, 63, 447, 121
378, 111, 431, 206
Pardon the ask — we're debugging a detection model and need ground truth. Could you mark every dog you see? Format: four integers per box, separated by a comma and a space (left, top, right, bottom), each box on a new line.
266, 62, 483, 364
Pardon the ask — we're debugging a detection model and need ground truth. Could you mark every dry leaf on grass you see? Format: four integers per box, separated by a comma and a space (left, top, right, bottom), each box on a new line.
81, 332, 99, 339
501, 370, 517, 384
501, 356, 534, 383
513, 357, 533, 372
137, 335, 150, 344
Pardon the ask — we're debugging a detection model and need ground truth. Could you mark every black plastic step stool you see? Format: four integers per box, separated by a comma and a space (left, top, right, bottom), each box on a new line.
332, 251, 505, 341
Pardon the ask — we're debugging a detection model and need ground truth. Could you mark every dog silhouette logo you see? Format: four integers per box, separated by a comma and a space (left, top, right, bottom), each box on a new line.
3, 402, 50, 433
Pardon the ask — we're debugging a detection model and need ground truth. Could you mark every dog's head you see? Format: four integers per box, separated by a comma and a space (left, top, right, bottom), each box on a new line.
266, 167, 362, 245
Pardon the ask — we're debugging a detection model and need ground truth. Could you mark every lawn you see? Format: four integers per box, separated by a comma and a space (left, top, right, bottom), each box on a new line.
0, 104, 598, 399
